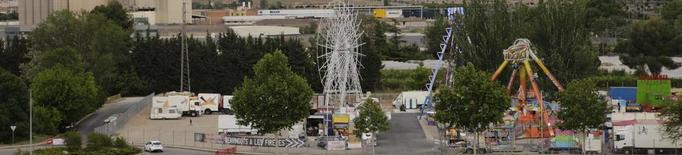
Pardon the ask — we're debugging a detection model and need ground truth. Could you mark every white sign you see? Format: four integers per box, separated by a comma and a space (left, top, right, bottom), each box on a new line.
10, 126, 16, 131
326, 140, 346, 150
52, 138, 65, 146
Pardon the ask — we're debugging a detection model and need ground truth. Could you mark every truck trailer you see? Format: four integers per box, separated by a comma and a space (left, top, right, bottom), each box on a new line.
612, 112, 681, 154
218, 115, 257, 135
150, 96, 182, 120
198, 93, 224, 115
168, 95, 203, 117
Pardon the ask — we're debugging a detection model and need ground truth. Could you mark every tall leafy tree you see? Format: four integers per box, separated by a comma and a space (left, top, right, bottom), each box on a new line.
557, 79, 608, 154
0, 36, 30, 76
353, 98, 390, 140
425, 13, 447, 59
525, 0, 599, 85
454, 0, 518, 72
0, 68, 29, 143
26, 10, 131, 95
91, 0, 133, 31
615, 17, 681, 75
660, 0, 682, 22
231, 51, 314, 135
434, 63, 509, 154
660, 99, 682, 142
585, 0, 627, 35
31, 65, 101, 128
453, 0, 599, 93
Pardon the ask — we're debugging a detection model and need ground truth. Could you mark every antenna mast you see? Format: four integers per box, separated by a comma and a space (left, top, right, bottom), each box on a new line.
180, 1, 191, 92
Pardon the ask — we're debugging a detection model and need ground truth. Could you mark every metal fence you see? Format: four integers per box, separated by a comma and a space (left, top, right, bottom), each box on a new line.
94, 93, 154, 135
118, 128, 367, 154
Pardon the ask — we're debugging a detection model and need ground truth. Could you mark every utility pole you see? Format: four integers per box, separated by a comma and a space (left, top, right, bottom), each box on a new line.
29, 91, 32, 155
10, 125, 16, 144
180, 0, 191, 92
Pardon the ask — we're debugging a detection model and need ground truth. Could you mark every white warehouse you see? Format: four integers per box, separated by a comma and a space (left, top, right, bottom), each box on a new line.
258, 9, 336, 18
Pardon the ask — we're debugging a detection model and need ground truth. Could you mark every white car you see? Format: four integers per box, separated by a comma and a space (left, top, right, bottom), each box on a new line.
144, 140, 163, 152
104, 114, 119, 124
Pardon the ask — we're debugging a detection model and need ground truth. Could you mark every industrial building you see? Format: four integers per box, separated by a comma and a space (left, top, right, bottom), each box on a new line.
18, 0, 108, 26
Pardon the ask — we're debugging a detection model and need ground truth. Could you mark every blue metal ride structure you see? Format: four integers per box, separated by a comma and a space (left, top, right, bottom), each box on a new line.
420, 7, 465, 117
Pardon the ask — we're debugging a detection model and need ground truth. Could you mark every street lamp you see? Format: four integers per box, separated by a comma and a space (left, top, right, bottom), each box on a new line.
10, 125, 16, 144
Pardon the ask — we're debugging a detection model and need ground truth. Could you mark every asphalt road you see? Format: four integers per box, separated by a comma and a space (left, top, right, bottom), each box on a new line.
76, 97, 143, 137
375, 113, 438, 155
0, 147, 213, 155
139, 147, 213, 155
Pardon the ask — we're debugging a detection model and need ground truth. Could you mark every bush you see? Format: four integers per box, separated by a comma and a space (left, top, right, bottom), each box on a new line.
34, 148, 68, 155
86, 133, 112, 150
113, 137, 128, 148
64, 131, 81, 151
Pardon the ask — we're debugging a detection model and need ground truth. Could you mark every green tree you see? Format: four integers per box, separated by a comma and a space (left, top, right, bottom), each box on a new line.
64, 131, 81, 151
453, 0, 599, 89
91, 0, 133, 31
31, 65, 101, 127
433, 63, 509, 154
0, 36, 31, 76
557, 79, 608, 154
353, 98, 390, 139
22, 47, 83, 79
361, 35, 384, 92
32, 106, 62, 135
0, 68, 29, 143
86, 132, 113, 151
232, 51, 314, 135
26, 10, 131, 95
660, 99, 682, 142
660, 0, 682, 21
615, 17, 681, 75
424, 13, 447, 59
585, 0, 627, 34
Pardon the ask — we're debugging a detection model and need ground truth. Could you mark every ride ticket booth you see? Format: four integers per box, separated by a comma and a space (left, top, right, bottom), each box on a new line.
333, 114, 350, 136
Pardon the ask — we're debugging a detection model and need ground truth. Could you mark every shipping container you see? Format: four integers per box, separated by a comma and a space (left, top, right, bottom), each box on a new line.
373, 9, 386, 18
385, 9, 403, 18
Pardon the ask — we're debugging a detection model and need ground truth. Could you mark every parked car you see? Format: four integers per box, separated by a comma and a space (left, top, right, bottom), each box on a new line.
317, 136, 344, 148
144, 140, 163, 152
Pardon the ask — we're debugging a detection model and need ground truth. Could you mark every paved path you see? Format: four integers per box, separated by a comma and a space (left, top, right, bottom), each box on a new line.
375, 113, 438, 155
76, 97, 143, 137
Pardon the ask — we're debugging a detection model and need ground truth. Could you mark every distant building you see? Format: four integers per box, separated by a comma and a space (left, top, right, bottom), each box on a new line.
623, 0, 668, 18
18, 0, 108, 26
0, 0, 17, 13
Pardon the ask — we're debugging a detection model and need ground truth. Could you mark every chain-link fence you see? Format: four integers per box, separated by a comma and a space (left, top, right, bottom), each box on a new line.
118, 128, 366, 154
94, 93, 154, 135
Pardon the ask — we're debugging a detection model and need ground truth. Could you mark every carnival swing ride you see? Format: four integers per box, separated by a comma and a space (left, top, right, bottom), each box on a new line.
491, 39, 565, 139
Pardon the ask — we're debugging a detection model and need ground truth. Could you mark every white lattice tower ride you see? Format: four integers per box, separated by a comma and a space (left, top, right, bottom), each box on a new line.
319, 1, 364, 110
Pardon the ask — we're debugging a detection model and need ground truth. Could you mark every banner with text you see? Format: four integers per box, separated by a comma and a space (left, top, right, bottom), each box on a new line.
224, 136, 304, 148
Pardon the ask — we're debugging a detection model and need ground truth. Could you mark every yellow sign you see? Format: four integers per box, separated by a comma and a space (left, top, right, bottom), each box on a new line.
333, 114, 350, 123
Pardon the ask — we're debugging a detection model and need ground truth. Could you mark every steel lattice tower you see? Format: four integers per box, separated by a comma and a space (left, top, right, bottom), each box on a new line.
318, 1, 364, 109
180, 1, 191, 92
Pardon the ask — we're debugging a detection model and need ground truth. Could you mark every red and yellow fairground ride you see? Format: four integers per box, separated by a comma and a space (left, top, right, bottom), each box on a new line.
490, 39, 565, 138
